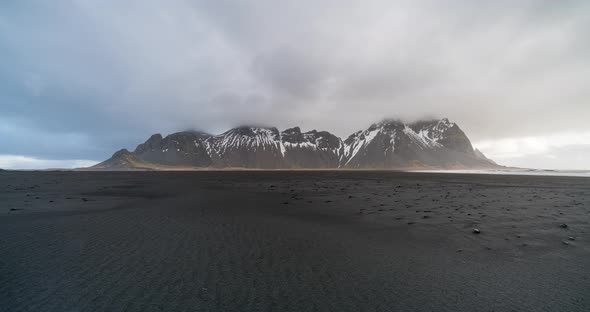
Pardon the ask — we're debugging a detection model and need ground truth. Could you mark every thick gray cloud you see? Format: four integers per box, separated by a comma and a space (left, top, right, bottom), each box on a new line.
0, 0, 589, 169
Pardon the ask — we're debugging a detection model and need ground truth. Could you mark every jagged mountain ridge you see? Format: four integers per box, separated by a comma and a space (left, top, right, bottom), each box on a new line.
92, 118, 498, 169
342, 119, 489, 168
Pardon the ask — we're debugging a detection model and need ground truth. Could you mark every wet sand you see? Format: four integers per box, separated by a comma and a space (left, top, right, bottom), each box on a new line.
1, 171, 589, 311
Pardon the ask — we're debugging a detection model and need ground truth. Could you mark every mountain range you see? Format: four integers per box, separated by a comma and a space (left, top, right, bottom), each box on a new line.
92, 118, 498, 170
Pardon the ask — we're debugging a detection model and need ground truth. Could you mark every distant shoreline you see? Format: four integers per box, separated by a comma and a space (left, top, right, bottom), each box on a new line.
3, 167, 589, 177
408, 168, 590, 178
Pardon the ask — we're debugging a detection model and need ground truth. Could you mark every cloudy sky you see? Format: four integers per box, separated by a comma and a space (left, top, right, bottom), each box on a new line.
1, 0, 589, 169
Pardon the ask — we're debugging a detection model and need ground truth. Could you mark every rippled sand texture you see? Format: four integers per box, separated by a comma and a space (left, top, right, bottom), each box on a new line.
1, 171, 589, 311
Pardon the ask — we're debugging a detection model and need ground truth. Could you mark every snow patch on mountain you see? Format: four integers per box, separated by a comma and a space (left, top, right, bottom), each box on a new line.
95, 118, 498, 170
211, 127, 279, 153
403, 126, 442, 149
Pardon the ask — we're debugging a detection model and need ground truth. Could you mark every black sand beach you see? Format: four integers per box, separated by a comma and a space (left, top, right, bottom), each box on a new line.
1, 171, 589, 311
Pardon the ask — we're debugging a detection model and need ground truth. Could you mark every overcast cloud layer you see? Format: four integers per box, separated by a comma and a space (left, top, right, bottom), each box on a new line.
1, 0, 589, 169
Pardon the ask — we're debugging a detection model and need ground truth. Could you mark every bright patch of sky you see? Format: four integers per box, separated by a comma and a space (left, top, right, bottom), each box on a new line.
0, 155, 97, 170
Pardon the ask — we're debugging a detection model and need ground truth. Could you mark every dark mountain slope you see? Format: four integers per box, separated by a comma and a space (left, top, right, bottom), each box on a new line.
93, 118, 498, 170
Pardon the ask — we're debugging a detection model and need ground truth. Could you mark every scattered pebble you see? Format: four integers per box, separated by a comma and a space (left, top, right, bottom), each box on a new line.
473, 228, 480, 234
559, 223, 568, 228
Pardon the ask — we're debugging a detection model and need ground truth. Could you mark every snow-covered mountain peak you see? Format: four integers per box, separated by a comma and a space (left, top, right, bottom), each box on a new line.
370, 119, 405, 131
208, 126, 281, 153
222, 126, 279, 138
281, 127, 342, 150
97, 118, 497, 170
